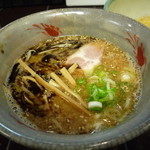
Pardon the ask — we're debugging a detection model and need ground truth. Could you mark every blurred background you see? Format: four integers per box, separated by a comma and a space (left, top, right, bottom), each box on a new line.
0, 0, 150, 150
0, 0, 65, 7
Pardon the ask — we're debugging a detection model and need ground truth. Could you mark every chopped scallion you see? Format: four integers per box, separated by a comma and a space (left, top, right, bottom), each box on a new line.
77, 78, 86, 84
88, 101, 102, 111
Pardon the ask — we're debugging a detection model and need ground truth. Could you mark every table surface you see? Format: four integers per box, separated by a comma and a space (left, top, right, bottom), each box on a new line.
0, 4, 150, 150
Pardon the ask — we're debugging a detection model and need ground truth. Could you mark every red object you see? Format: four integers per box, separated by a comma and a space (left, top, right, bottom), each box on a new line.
30, 23, 62, 36
126, 32, 146, 66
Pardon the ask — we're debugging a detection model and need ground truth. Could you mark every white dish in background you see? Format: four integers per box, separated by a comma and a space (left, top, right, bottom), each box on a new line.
66, 0, 107, 6
104, 0, 150, 19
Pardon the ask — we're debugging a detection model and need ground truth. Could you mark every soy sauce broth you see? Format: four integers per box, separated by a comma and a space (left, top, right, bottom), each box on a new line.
7, 35, 141, 134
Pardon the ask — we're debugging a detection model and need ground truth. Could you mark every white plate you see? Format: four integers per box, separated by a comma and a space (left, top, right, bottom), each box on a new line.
66, 0, 107, 6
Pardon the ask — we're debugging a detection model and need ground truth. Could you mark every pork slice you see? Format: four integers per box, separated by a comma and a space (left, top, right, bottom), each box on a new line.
66, 41, 106, 75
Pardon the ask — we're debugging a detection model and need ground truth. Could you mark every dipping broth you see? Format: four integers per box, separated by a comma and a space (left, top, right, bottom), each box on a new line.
7, 35, 141, 134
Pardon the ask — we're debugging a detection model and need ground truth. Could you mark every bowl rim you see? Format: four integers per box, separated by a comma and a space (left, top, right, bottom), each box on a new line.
0, 7, 150, 150
104, 0, 114, 10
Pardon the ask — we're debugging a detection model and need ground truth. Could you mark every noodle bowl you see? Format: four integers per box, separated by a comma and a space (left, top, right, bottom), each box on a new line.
0, 8, 150, 150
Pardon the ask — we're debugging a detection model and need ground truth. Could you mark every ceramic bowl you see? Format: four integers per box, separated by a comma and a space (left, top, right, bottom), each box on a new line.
0, 8, 150, 150
104, 0, 150, 28
104, 0, 150, 19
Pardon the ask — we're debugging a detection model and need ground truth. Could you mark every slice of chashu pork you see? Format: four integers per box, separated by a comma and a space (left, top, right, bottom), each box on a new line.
66, 41, 107, 76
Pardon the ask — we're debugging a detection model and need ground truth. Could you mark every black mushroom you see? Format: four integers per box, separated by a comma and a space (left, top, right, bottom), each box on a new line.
41, 54, 58, 63
8, 63, 19, 84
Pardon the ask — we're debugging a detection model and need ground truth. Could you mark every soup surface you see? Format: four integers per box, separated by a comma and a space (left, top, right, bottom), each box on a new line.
7, 35, 141, 134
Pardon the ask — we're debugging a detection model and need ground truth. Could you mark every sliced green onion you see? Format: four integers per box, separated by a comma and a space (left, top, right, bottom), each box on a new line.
89, 75, 99, 83
77, 78, 86, 84
97, 70, 107, 78
108, 92, 113, 100
98, 88, 107, 98
104, 78, 116, 86
106, 81, 110, 90
88, 101, 102, 111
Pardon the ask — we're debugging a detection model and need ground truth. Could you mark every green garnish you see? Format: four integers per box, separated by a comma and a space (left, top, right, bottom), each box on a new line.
75, 65, 118, 112
87, 83, 116, 102
110, 70, 118, 75
89, 107, 102, 111
88, 101, 103, 111
77, 78, 86, 85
